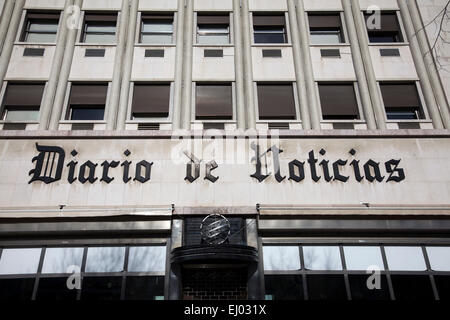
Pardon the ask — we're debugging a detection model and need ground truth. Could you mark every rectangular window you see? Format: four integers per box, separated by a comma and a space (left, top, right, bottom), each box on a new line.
257, 84, 296, 120
141, 14, 174, 44
365, 12, 403, 43
263, 246, 301, 271
303, 246, 342, 271
132, 84, 170, 119
22, 12, 60, 43
196, 84, 233, 120
308, 13, 344, 44
197, 14, 230, 45
82, 13, 117, 44
253, 14, 287, 44
1, 83, 44, 121
385, 247, 427, 271
318, 83, 360, 120
68, 84, 108, 121
0, 249, 42, 275
85, 247, 126, 273
380, 83, 424, 120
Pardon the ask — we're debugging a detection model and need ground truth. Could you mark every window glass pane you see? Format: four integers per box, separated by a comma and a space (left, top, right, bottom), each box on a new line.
254, 33, 286, 44
42, 248, 84, 274
310, 32, 341, 44
265, 275, 303, 300
4, 109, 39, 121
426, 247, 450, 271
303, 246, 342, 271
264, 246, 301, 270
143, 22, 173, 33
85, 247, 125, 273
307, 275, 347, 300
71, 107, 105, 121
84, 33, 116, 44
348, 275, 391, 300
25, 32, 58, 42
263, 246, 300, 271
86, 24, 116, 33
124, 276, 165, 300
344, 246, 385, 271
385, 108, 419, 120
0, 248, 41, 275
434, 275, 450, 301
0, 279, 35, 300
128, 246, 166, 272
385, 247, 426, 271
36, 277, 79, 300
390, 275, 435, 300
198, 26, 229, 34
141, 34, 173, 44
29, 21, 59, 33
197, 34, 229, 44
81, 276, 122, 300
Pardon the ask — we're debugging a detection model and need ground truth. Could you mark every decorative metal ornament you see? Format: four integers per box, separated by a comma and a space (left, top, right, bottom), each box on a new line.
200, 214, 231, 245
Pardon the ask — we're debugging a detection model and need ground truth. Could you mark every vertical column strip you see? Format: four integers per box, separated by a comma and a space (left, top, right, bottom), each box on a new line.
407, 0, 450, 129
172, 0, 185, 130
287, 0, 311, 130
295, 0, 321, 129
39, 0, 74, 130
350, 0, 386, 129
106, 0, 130, 130
342, 0, 377, 130
233, 0, 246, 130
0, 0, 16, 54
398, 0, 443, 129
116, 0, 138, 131
181, 0, 193, 130
49, 0, 83, 130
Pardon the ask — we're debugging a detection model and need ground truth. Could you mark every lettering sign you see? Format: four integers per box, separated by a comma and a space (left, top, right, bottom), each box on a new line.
28, 143, 405, 185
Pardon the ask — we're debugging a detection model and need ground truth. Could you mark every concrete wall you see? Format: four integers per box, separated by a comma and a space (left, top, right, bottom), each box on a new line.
417, 0, 450, 102
0, 137, 449, 209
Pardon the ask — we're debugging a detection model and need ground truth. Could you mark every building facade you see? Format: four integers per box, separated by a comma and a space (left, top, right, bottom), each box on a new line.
0, 0, 449, 301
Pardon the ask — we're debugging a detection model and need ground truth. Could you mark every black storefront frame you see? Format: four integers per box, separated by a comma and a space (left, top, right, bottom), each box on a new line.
0, 242, 168, 300
261, 240, 450, 300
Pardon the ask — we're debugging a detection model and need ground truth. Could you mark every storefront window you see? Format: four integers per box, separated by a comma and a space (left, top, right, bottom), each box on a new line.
343, 246, 385, 271
128, 246, 166, 272
384, 247, 427, 271
263, 246, 300, 271
303, 246, 342, 271
0, 248, 41, 275
85, 247, 126, 273
42, 248, 84, 274
426, 247, 450, 271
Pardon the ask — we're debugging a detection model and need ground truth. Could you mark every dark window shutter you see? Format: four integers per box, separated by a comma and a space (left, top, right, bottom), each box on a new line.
380, 83, 420, 108
132, 84, 170, 117
69, 84, 108, 105
84, 13, 118, 22
257, 84, 296, 120
365, 12, 400, 32
196, 85, 233, 120
253, 15, 285, 26
318, 84, 359, 118
308, 14, 342, 29
27, 13, 61, 20
141, 14, 174, 21
3, 84, 45, 106
197, 14, 230, 25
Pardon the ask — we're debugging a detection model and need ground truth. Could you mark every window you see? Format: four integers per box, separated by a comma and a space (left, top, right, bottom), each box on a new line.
141, 14, 174, 44
196, 84, 233, 120
257, 84, 296, 120
263, 246, 301, 271
303, 246, 342, 271
1, 83, 44, 121
253, 14, 287, 44
308, 13, 344, 44
82, 13, 117, 44
318, 83, 360, 120
365, 12, 403, 43
68, 84, 108, 121
22, 12, 60, 43
131, 84, 170, 119
197, 14, 230, 44
380, 83, 424, 120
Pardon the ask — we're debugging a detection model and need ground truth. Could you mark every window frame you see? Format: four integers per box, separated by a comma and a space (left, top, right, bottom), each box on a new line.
140, 13, 174, 45
192, 82, 236, 123
64, 82, 110, 122
0, 82, 44, 123
307, 12, 348, 45
364, 11, 406, 44
251, 12, 290, 45
80, 12, 118, 44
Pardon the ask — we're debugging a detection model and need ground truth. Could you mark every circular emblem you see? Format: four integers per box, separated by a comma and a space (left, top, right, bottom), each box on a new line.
200, 214, 231, 245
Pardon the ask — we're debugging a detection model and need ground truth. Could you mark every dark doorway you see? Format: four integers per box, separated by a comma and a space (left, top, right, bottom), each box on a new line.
182, 265, 248, 300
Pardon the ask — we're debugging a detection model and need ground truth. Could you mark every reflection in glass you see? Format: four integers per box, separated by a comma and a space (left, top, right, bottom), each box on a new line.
385, 247, 426, 271
310, 30, 342, 44
0, 248, 41, 275
426, 247, 450, 271
4, 109, 40, 121
125, 276, 165, 300
265, 275, 303, 300
85, 247, 125, 273
303, 246, 342, 270
128, 246, 166, 272
263, 246, 300, 271
42, 248, 84, 274
344, 246, 385, 271
36, 277, 79, 300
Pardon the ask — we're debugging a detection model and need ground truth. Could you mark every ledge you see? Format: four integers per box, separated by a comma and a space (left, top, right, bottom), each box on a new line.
0, 129, 449, 139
